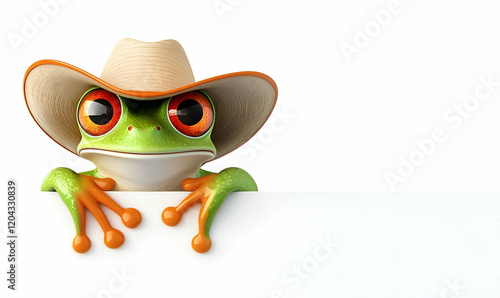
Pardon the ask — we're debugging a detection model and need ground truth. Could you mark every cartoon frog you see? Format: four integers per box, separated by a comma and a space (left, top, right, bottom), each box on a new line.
23, 38, 277, 253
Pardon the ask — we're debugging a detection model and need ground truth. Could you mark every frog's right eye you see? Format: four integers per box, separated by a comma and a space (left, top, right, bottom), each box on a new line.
78, 88, 122, 136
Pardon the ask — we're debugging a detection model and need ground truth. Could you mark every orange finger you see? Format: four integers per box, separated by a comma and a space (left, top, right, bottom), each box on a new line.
72, 199, 91, 253
88, 187, 142, 229
77, 192, 124, 249
88, 176, 116, 191
192, 195, 213, 253
88, 187, 124, 215
162, 191, 202, 226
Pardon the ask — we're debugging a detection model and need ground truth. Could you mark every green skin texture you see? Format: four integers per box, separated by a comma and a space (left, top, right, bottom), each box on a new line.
41, 88, 257, 240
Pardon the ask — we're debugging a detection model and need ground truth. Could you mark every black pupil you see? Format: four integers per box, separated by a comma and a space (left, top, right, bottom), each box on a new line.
88, 98, 113, 125
177, 99, 203, 126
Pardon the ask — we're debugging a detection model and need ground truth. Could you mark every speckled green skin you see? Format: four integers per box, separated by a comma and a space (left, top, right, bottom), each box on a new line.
41, 168, 86, 233
42, 88, 257, 242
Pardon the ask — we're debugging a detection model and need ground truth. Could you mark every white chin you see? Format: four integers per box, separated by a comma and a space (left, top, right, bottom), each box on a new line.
79, 149, 215, 191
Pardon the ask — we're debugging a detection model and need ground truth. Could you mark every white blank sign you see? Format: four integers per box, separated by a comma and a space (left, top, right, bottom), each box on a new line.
6, 192, 500, 297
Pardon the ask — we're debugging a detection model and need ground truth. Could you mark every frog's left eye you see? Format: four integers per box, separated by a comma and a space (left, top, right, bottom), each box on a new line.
78, 88, 122, 136
168, 91, 214, 137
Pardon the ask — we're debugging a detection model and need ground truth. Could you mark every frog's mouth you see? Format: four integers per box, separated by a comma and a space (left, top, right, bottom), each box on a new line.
79, 149, 215, 191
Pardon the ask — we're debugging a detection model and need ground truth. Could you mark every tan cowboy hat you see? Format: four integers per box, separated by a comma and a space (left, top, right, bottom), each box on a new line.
23, 38, 278, 160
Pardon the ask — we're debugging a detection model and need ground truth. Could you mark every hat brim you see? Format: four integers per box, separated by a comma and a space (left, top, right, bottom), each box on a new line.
24, 60, 277, 161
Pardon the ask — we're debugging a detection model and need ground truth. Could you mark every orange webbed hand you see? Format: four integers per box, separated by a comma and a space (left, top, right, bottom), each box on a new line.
73, 175, 142, 253
162, 174, 217, 253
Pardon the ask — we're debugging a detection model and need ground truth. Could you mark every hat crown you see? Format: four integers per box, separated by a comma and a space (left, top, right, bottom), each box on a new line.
100, 38, 195, 92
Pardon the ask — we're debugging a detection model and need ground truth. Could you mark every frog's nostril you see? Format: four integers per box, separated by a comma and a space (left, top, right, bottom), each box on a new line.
156, 126, 161, 131
127, 126, 133, 131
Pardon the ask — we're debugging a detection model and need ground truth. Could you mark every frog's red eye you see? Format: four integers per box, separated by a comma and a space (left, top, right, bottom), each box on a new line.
168, 91, 214, 137
78, 88, 122, 136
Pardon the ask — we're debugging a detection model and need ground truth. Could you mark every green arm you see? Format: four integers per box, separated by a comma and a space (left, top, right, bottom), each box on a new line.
41, 167, 101, 233
41, 167, 83, 233
196, 167, 257, 243
196, 167, 258, 192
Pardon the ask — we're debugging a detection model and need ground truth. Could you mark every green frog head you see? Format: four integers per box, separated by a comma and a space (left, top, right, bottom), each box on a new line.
76, 87, 217, 190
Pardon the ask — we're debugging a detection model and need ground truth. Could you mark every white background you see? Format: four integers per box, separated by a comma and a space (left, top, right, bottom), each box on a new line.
1, 0, 500, 297
2, 0, 500, 192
